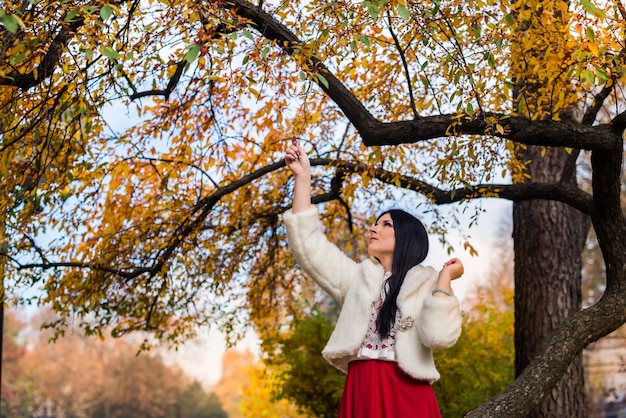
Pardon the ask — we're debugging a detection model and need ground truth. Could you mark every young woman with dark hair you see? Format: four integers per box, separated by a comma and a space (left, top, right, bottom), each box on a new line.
283, 139, 464, 418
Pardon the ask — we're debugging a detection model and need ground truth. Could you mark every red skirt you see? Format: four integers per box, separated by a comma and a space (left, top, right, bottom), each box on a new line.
338, 360, 442, 418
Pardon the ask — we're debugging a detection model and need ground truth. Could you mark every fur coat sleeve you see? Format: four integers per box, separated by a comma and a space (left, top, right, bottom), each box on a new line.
282, 206, 358, 303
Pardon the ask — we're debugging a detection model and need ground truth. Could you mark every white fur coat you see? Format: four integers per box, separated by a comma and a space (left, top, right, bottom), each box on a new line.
283, 206, 462, 384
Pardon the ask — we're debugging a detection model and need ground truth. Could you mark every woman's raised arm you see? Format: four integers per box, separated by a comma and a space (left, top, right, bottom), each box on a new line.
285, 138, 311, 214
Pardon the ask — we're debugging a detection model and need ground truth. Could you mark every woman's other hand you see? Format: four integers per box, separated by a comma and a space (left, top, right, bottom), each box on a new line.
442, 258, 464, 281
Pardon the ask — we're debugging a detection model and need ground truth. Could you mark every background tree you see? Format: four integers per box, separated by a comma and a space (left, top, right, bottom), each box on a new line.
239, 361, 307, 418
2, 308, 227, 418
175, 381, 228, 418
213, 349, 256, 418
1, 0, 625, 416
263, 311, 345, 418
0, 310, 33, 418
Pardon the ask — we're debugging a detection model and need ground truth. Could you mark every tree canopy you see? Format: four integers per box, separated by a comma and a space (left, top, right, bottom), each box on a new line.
1, 0, 625, 416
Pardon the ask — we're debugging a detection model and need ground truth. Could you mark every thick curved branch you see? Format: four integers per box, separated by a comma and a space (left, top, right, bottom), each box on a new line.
590, 146, 626, 295
363, 115, 620, 150
308, 158, 594, 214
14, 156, 594, 281
467, 293, 626, 417
226, 0, 382, 135
227, 0, 621, 151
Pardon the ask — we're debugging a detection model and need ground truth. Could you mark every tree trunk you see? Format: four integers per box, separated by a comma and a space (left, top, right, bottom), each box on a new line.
513, 146, 589, 417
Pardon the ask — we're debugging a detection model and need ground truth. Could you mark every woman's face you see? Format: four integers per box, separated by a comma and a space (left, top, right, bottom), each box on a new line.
368, 213, 396, 262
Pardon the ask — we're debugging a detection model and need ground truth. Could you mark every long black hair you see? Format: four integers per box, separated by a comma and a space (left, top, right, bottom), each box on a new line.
376, 209, 429, 339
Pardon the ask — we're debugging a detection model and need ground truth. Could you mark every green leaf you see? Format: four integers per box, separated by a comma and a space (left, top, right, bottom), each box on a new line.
317, 73, 329, 89
242, 29, 254, 40
486, 51, 495, 69
580, 0, 595, 14
363, 1, 380, 20
472, 24, 481, 38
586, 27, 595, 41
9, 52, 25, 66
102, 46, 119, 60
64, 8, 80, 22
397, 4, 411, 21
357, 34, 370, 45
517, 95, 526, 113
431, 0, 441, 15
185, 45, 200, 64
595, 67, 608, 83
0, 12, 20, 32
100, 5, 113, 20
584, 69, 595, 84
505, 14, 514, 26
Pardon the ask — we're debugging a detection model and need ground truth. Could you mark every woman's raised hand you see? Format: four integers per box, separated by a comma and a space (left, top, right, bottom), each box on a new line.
286, 137, 312, 213
285, 137, 310, 177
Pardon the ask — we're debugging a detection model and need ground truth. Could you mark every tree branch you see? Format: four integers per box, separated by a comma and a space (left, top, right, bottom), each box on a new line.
0, 20, 80, 89
13, 156, 595, 281
128, 59, 187, 100
467, 293, 626, 417
0, 0, 133, 89
386, 10, 419, 119
315, 158, 594, 214
226, 0, 621, 151
361, 114, 620, 150
15, 260, 150, 278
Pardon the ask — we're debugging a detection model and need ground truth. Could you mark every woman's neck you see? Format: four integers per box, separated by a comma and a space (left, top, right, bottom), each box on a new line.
379, 257, 392, 273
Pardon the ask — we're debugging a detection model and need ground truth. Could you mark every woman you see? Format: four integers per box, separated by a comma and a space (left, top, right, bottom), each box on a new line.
283, 138, 464, 418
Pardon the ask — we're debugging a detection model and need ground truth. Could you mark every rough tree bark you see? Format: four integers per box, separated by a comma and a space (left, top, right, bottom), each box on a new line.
513, 147, 590, 417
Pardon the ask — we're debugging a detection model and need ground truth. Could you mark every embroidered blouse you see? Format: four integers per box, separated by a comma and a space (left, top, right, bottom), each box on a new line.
357, 272, 401, 362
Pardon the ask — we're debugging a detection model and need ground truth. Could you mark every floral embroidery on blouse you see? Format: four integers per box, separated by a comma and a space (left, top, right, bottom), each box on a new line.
357, 272, 402, 361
